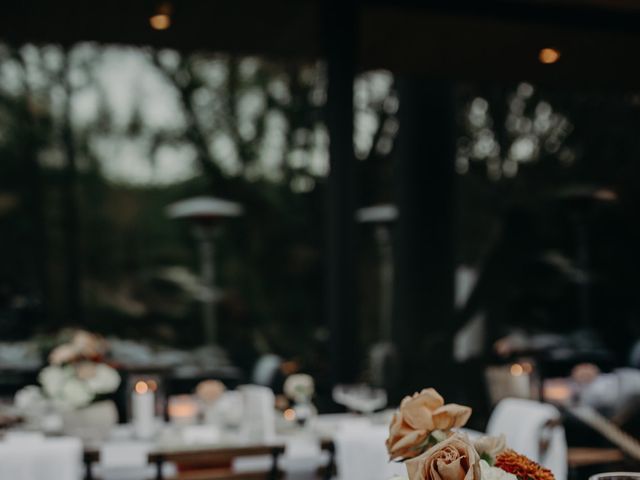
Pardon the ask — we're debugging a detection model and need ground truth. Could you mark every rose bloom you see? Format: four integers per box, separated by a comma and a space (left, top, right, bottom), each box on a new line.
474, 434, 507, 460
387, 388, 472, 460
406, 434, 481, 480
49, 344, 80, 366
195, 380, 226, 404
72, 330, 106, 358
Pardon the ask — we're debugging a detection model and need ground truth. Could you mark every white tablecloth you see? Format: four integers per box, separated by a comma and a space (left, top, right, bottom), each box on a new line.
0, 435, 83, 480
334, 418, 407, 480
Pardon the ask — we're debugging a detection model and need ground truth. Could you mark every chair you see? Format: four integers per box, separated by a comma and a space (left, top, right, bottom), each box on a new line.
487, 398, 567, 480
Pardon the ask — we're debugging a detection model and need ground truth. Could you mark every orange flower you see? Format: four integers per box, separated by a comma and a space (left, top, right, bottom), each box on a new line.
495, 450, 555, 480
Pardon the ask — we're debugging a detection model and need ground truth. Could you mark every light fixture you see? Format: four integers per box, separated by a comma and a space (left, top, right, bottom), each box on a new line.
539, 47, 561, 65
150, 2, 172, 30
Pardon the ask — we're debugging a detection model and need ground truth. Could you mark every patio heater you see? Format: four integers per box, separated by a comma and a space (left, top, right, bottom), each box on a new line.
167, 196, 243, 345
356, 204, 398, 387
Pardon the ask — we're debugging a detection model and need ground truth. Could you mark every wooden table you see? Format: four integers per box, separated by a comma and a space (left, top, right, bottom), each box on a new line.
83, 443, 286, 480
567, 447, 625, 469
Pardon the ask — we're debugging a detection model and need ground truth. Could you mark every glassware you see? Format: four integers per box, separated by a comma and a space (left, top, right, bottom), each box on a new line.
332, 384, 387, 414
589, 473, 640, 480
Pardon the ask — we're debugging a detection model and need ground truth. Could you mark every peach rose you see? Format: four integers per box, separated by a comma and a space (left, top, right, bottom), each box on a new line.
72, 330, 106, 358
386, 388, 472, 460
406, 434, 481, 480
49, 344, 80, 365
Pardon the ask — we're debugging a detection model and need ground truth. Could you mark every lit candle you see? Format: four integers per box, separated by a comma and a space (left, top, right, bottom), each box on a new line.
509, 363, 531, 398
168, 395, 199, 425
132, 380, 155, 439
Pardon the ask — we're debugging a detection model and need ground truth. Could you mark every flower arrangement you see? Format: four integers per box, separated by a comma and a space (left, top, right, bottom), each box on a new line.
387, 388, 555, 480
16, 330, 120, 411
283, 373, 315, 403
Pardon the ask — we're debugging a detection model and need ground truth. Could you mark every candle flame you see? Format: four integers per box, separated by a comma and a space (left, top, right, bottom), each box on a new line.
135, 381, 149, 394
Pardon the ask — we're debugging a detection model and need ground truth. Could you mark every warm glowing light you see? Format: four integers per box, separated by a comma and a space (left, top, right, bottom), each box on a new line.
510, 363, 524, 376
539, 48, 561, 64
283, 408, 296, 421
542, 379, 573, 403
522, 362, 533, 374
594, 188, 618, 202
147, 379, 158, 392
150, 14, 171, 30
135, 381, 149, 394
168, 395, 198, 422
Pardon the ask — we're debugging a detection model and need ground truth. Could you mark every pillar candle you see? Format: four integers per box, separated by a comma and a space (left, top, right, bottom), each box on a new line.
132, 381, 155, 439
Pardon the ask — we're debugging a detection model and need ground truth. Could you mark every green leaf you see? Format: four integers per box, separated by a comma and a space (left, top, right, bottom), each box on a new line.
480, 453, 494, 466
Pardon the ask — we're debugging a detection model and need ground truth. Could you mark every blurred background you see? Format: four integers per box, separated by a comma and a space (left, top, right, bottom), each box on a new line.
2, 1, 640, 478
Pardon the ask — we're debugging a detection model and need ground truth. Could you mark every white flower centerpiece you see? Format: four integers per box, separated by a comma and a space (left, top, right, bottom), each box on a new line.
283, 373, 317, 426
15, 330, 121, 437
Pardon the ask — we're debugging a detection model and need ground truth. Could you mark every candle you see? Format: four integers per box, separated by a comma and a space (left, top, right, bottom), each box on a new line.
132, 380, 155, 439
543, 379, 572, 404
168, 395, 199, 425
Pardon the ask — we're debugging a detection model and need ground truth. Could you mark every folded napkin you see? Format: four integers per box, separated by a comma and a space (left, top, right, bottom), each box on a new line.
281, 432, 325, 473
239, 385, 276, 442
334, 419, 406, 480
0, 436, 83, 480
96, 441, 153, 480
100, 441, 150, 468
488, 398, 567, 480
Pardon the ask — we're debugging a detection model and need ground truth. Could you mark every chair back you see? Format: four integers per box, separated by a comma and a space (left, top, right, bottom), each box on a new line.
488, 397, 567, 480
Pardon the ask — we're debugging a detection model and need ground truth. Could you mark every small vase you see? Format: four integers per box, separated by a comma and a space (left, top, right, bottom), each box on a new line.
292, 401, 317, 427
62, 400, 118, 441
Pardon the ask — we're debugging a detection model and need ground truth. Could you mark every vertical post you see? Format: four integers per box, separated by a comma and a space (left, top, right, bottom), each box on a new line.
376, 224, 394, 342
195, 224, 218, 345
61, 48, 82, 325
393, 78, 456, 397
324, 0, 358, 385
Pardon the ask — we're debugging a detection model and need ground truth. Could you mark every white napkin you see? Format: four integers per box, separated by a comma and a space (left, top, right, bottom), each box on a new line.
280, 432, 325, 473
182, 425, 221, 445
0, 436, 83, 480
334, 419, 406, 480
488, 398, 567, 480
239, 385, 276, 442
96, 441, 153, 480
100, 441, 150, 468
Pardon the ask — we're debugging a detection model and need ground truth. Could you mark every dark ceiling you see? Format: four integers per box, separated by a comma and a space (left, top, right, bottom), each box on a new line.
3, 0, 640, 86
